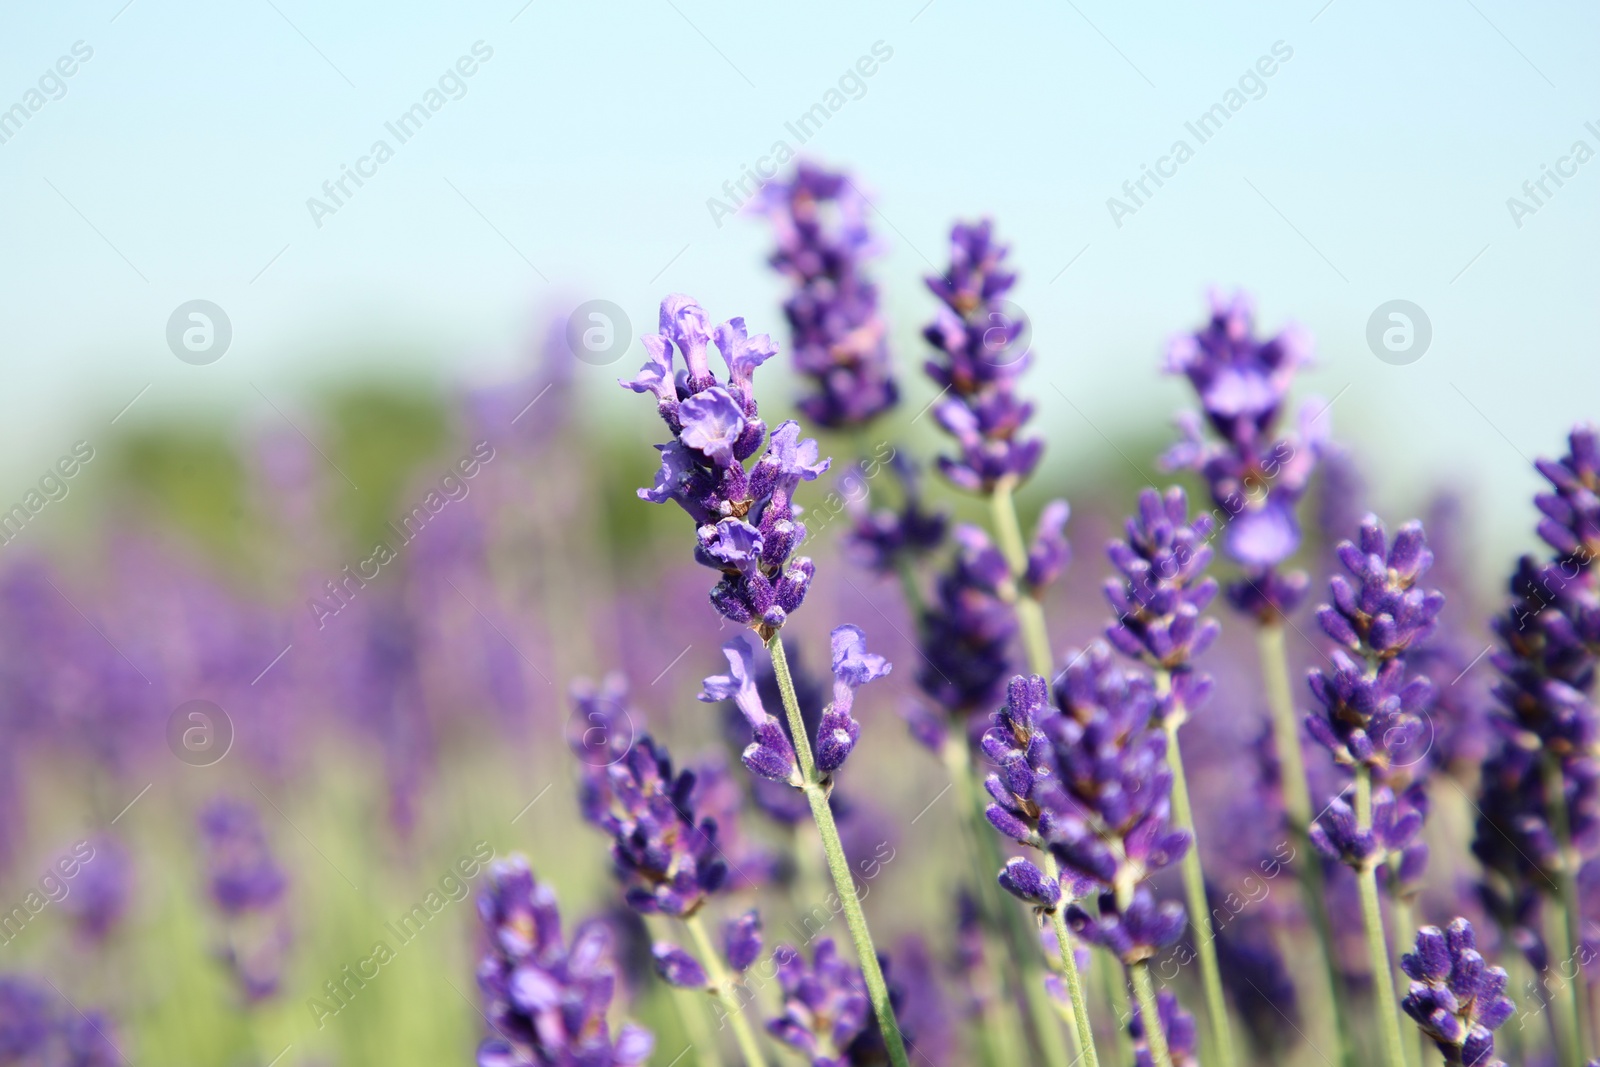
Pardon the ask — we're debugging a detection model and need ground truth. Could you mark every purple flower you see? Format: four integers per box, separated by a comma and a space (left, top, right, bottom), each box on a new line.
586, 735, 730, 916
1310, 784, 1424, 871
982, 674, 1059, 853
1024, 499, 1071, 594
817, 624, 891, 773
62, 834, 131, 943
724, 909, 763, 972
651, 942, 708, 988
1104, 486, 1221, 698
198, 797, 287, 915
1130, 988, 1200, 1067
0, 978, 52, 1061
756, 161, 898, 428
1533, 423, 1600, 560
922, 219, 1044, 493
767, 939, 871, 1066
1400, 918, 1515, 1067
624, 294, 829, 633
567, 674, 637, 822
843, 453, 948, 575
700, 636, 800, 785
907, 524, 1016, 749
474, 857, 653, 1067
1161, 289, 1324, 620
1067, 886, 1187, 965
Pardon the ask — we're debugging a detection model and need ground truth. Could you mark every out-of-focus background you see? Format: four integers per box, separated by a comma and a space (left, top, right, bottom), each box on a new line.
0, 2, 1596, 1065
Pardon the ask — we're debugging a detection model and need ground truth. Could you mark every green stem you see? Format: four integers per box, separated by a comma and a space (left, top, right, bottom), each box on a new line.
1040, 853, 1100, 1067
989, 475, 1052, 676
1355, 768, 1409, 1067
1542, 884, 1585, 1067
683, 913, 766, 1067
1387, 892, 1422, 1067
1128, 960, 1174, 1067
1098, 952, 1134, 1066
894, 555, 926, 621
768, 633, 911, 1067
1154, 670, 1238, 1067
1543, 753, 1592, 1066
1258, 622, 1357, 1066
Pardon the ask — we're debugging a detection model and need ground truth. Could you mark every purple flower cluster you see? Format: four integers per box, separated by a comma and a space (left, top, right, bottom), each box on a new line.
904, 525, 1016, 750
0, 977, 121, 1067
756, 161, 897, 428
1162, 289, 1323, 620
702, 624, 890, 782
474, 857, 653, 1067
582, 734, 729, 916
624, 294, 830, 634
843, 454, 948, 576
1104, 486, 1220, 722
1309, 782, 1425, 873
1305, 516, 1444, 774
923, 220, 1043, 493
198, 797, 291, 1002
1475, 426, 1600, 954
765, 937, 929, 1067
1399, 918, 1514, 1067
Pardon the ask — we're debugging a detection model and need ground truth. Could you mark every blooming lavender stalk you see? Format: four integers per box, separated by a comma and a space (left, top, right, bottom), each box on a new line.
474, 857, 653, 1067
1102, 485, 1236, 1067
1306, 515, 1444, 1067
1399, 919, 1516, 1067
1160, 288, 1349, 1058
843, 453, 947, 615
198, 797, 291, 1003
1131, 988, 1200, 1067
623, 293, 909, 1067
756, 161, 897, 429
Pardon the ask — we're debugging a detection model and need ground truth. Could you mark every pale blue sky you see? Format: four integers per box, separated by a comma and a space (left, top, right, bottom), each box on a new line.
1, 0, 1596, 564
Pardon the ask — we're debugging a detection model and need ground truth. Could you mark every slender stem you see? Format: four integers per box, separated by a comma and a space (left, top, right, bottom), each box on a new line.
1128, 960, 1174, 1067
1386, 891, 1422, 1067
1258, 622, 1357, 1066
1040, 853, 1101, 1067
768, 633, 911, 1067
1355, 768, 1409, 1067
683, 913, 766, 1067
1543, 753, 1592, 1066
1157, 700, 1239, 1067
1098, 952, 1134, 1067
894, 554, 926, 621
989, 475, 1053, 676
1543, 885, 1585, 1067
940, 736, 1031, 1067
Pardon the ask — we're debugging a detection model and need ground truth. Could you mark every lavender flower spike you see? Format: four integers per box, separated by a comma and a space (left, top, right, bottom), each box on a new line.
1399, 918, 1515, 1067
756, 161, 898, 428
700, 636, 801, 785
624, 294, 830, 633
475, 857, 653, 1067
923, 219, 1044, 493
816, 624, 891, 773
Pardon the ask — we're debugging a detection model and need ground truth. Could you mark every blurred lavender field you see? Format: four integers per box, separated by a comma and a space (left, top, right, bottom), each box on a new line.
1, 151, 1597, 1067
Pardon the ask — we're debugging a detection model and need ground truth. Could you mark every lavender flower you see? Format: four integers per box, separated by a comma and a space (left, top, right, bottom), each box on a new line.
1104, 486, 1220, 725
1304, 516, 1444, 774
1399, 918, 1515, 1067
1130, 988, 1199, 1067
767, 939, 870, 1066
756, 161, 897, 428
843, 454, 948, 575
905, 524, 1016, 750
724, 909, 763, 972
624, 294, 830, 633
923, 219, 1043, 493
650, 942, 708, 988
1310, 784, 1424, 871
0, 977, 52, 1061
817, 624, 892, 773
474, 857, 653, 1067
587, 736, 729, 916
1162, 289, 1323, 620
63, 834, 131, 943
198, 797, 291, 1002
701, 635, 801, 785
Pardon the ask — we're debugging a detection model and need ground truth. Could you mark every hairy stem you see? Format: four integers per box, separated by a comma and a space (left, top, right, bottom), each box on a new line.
989, 475, 1053, 677
1153, 670, 1238, 1067
1040, 853, 1100, 1067
1544, 753, 1592, 1066
1258, 622, 1356, 1065
1386, 892, 1422, 1067
683, 913, 762, 1067
1128, 959, 1174, 1067
1355, 768, 1409, 1067
768, 633, 910, 1067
